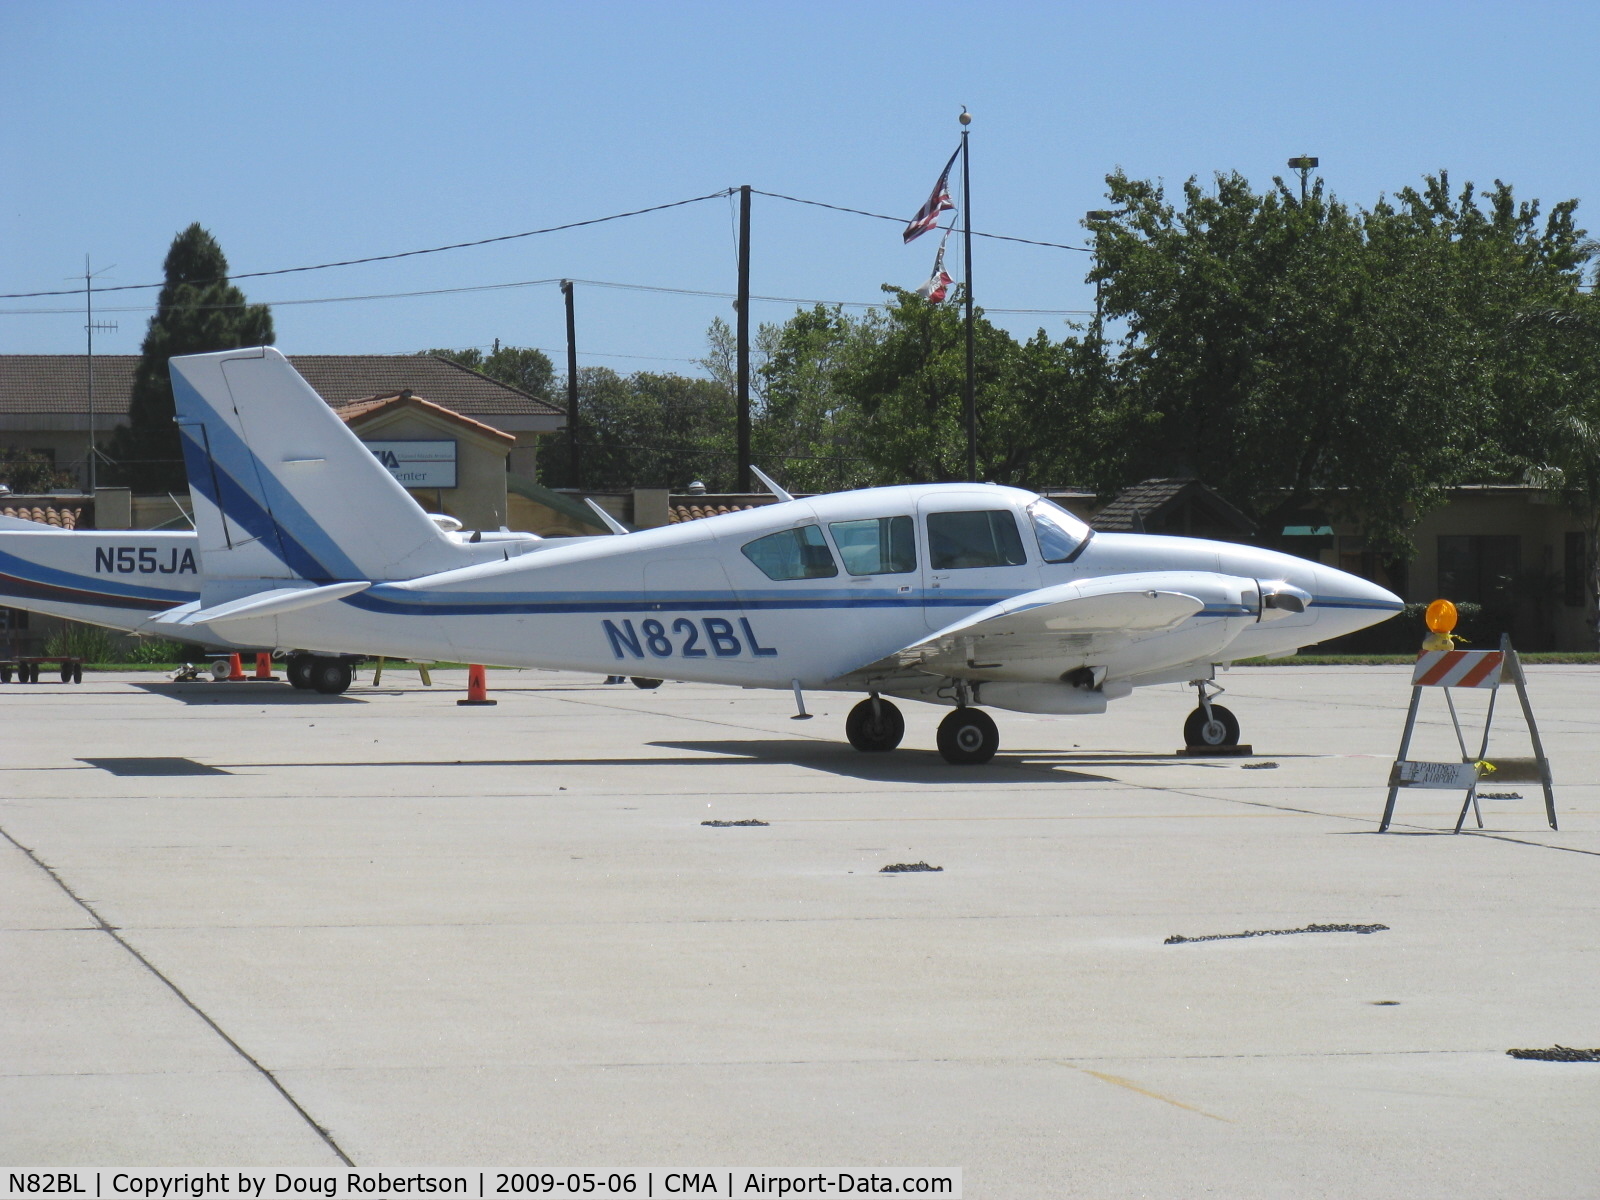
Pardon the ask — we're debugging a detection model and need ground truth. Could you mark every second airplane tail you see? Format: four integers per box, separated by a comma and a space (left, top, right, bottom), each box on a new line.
170, 347, 466, 589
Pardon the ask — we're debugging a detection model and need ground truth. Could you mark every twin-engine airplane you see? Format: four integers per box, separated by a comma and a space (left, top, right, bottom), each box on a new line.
0, 346, 1402, 762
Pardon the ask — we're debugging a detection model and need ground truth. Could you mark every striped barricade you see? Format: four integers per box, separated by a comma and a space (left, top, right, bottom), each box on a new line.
1381, 635, 1554, 833
1411, 650, 1504, 689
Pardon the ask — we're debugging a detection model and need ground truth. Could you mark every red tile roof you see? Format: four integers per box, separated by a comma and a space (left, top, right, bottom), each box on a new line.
668, 503, 763, 523
338, 392, 517, 445
0, 354, 563, 420
0, 504, 83, 529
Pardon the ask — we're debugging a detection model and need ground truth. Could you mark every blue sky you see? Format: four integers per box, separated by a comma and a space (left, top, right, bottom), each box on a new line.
4, 1, 1598, 375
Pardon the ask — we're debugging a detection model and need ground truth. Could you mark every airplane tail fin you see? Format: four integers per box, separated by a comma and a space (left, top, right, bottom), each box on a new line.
169, 347, 462, 587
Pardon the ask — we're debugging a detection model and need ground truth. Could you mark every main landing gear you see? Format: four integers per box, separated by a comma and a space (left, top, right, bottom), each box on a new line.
286, 653, 354, 695
845, 696, 906, 753
844, 695, 999, 765
936, 707, 999, 765
1184, 679, 1240, 747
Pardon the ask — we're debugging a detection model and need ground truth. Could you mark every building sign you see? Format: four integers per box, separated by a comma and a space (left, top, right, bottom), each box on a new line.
363, 440, 457, 489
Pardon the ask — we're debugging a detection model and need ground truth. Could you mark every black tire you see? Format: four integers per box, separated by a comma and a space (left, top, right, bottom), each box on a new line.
630, 677, 663, 689
72, 662, 83, 684
845, 697, 905, 752
1184, 704, 1240, 747
936, 707, 1000, 765
1, 666, 11, 684
59, 662, 72, 683
27, 663, 41, 684
287, 654, 313, 690
310, 657, 353, 695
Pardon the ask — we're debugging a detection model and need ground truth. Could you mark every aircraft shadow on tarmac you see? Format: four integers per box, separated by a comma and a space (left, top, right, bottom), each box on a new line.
648, 739, 1117, 783
131, 682, 368, 704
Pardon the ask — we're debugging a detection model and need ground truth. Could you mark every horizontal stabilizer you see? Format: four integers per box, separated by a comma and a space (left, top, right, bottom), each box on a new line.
150, 580, 371, 628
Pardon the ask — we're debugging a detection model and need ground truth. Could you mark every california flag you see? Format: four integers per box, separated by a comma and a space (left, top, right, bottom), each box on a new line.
917, 230, 954, 302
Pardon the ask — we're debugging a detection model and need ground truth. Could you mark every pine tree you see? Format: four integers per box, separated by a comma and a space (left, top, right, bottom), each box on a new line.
106, 224, 274, 493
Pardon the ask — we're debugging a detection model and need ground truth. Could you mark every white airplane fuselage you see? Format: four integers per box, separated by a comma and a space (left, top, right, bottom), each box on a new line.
207, 483, 1398, 701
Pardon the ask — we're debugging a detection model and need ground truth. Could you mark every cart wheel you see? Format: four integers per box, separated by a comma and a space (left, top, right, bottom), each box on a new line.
72, 662, 83, 684
60, 662, 73, 683
0, 665, 11, 684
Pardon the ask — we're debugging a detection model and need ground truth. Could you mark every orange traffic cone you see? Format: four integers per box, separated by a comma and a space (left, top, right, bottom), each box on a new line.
457, 663, 497, 706
227, 653, 247, 681
248, 652, 279, 681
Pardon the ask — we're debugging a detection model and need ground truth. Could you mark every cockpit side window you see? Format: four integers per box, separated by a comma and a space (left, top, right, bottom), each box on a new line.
926, 510, 1029, 570
741, 525, 839, 581
828, 516, 916, 576
1029, 498, 1092, 563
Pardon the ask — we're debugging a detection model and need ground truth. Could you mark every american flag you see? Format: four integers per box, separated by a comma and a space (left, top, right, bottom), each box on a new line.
903, 145, 961, 243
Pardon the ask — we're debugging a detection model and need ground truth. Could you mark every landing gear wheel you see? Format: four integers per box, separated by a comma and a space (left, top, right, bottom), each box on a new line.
310, 657, 353, 695
630, 677, 663, 689
846, 697, 905, 752
59, 662, 73, 683
72, 662, 83, 684
287, 654, 313, 690
936, 707, 999, 765
1184, 704, 1240, 747
2, 665, 12, 684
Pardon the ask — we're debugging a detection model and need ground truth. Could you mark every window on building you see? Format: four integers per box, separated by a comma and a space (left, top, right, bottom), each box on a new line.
926, 510, 1028, 570
1437, 534, 1519, 606
828, 516, 916, 576
741, 525, 838, 581
1564, 532, 1588, 608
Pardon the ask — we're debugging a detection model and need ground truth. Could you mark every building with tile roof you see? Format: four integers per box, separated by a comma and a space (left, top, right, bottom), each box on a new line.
0, 353, 566, 488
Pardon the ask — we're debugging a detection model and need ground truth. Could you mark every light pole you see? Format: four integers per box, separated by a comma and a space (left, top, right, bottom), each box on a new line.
1287, 155, 1319, 204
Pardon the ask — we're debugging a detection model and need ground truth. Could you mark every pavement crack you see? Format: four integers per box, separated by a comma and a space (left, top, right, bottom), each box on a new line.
0, 823, 355, 1167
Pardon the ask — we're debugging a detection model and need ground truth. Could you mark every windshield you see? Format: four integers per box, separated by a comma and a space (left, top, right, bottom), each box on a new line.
1028, 498, 1092, 563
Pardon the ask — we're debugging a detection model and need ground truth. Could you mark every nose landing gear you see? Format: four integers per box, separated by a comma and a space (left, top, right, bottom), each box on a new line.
1184, 678, 1240, 748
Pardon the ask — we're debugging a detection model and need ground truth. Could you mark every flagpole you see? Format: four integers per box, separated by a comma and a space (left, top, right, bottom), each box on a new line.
959, 107, 976, 482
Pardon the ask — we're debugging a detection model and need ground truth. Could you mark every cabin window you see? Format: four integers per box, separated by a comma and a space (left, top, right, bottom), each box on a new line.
741, 525, 839, 580
926, 510, 1028, 570
1028, 499, 1091, 563
828, 516, 916, 576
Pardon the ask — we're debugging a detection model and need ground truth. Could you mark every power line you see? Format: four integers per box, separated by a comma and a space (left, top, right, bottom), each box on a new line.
0, 274, 1093, 319
749, 188, 1093, 253
0, 191, 736, 300
1, 185, 1094, 304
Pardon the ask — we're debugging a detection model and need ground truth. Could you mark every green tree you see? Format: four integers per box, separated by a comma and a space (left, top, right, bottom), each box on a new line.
1089, 170, 1589, 554
106, 224, 274, 493
537, 368, 735, 490
0, 448, 76, 494
832, 287, 1083, 486
751, 305, 875, 492
424, 344, 555, 399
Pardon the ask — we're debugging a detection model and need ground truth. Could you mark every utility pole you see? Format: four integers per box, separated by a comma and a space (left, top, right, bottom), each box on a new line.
736, 184, 752, 492
561, 280, 580, 490
959, 109, 976, 483
83, 255, 116, 494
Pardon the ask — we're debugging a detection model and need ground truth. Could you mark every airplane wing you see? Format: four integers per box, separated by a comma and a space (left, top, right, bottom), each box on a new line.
828, 572, 1231, 691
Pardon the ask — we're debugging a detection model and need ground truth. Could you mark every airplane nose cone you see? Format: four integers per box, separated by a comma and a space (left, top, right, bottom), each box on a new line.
1314, 565, 1405, 637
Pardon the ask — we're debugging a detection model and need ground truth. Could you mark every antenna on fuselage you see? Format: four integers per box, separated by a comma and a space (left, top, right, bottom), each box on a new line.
750, 465, 794, 503
583, 497, 630, 536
